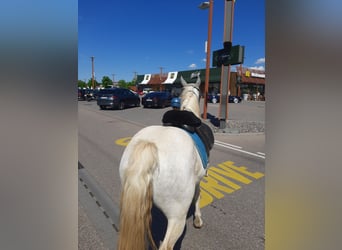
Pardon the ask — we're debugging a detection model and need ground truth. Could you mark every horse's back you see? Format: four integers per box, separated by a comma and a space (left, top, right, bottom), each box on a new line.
120, 125, 201, 177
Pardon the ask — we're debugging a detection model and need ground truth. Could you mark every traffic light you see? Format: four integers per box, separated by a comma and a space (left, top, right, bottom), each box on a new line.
212, 44, 245, 67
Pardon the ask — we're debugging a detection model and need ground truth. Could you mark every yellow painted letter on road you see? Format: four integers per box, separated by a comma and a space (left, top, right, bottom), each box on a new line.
200, 175, 235, 199
199, 188, 214, 208
208, 168, 242, 190
222, 161, 264, 179
216, 162, 253, 184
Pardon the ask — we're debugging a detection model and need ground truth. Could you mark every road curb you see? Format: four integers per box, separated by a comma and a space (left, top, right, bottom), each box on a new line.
78, 162, 120, 231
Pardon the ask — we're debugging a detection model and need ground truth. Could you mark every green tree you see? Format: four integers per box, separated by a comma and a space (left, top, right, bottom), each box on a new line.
78, 80, 86, 88
127, 80, 135, 87
117, 79, 128, 88
87, 79, 98, 88
117, 79, 136, 89
101, 76, 113, 88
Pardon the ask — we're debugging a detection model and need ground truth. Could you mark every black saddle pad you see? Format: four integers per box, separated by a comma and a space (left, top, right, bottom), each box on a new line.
162, 110, 214, 155
162, 110, 202, 127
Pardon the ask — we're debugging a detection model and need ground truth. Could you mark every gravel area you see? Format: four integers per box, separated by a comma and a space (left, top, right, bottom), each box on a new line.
205, 120, 265, 134
224, 120, 265, 133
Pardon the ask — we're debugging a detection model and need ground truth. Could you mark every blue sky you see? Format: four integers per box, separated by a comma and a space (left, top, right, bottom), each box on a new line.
78, 0, 264, 82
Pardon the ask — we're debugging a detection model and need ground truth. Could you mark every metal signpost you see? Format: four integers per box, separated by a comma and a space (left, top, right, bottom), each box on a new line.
211, 0, 244, 130
219, 0, 234, 129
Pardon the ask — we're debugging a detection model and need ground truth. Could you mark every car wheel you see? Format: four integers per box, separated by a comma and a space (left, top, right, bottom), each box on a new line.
233, 98, 239, 104
99, 105, 105, 110
119, 102, 125, 110
212, 98, 217, 104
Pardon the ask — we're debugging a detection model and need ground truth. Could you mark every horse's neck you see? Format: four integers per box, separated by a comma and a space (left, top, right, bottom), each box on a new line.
189, 107, 201, 119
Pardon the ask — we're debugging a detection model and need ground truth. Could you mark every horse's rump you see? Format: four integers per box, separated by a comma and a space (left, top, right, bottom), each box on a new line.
124, 126, 203, 172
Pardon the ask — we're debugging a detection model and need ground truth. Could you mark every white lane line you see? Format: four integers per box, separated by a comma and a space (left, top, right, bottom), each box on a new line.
257, 152, 265, 156
215, 140, 242, 149
214, 141, 265, 159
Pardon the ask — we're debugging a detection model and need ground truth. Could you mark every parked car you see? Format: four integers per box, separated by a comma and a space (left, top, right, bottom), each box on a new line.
97, 88, 140, 110
207, 93, 242, 104
78, 88, 99, 101
229, 95, 242, 103
84, 89, 97, 101
78, 89, 86, 101
207, 93, 219, 104
141, 91, 173, 108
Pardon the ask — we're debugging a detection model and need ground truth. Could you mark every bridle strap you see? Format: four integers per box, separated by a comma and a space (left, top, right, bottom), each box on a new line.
191, 87, 200, 99
183, 86, 200, 99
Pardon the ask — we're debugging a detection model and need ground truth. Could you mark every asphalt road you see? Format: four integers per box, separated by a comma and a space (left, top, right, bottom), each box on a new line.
78, 99, 265, 250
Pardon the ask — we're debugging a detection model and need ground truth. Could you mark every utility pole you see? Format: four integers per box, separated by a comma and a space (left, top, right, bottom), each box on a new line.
159, 67, 164, 80
112, 73, 115, 86
91, 56, 95, 89
133, 71, 138, 90
133, 71, 138, 84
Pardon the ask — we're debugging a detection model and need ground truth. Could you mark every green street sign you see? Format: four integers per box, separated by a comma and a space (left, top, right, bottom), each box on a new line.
212, 45, 245, 67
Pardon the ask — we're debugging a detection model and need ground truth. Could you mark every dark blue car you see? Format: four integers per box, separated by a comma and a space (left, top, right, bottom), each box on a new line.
207, 93, 242, 104
97, 88, 140, 110
141, 91, 173, 108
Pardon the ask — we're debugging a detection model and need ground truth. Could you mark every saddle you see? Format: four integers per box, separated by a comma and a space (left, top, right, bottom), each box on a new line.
162, 110, 201, 132
162, 110, 214, 158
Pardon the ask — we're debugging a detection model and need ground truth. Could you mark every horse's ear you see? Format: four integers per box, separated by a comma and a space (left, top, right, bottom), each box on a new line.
180, 76, 187, 87
195, 76, 201, 88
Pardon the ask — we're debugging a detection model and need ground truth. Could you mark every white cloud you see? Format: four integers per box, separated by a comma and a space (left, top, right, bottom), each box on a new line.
189, 63, 197, 69
255, 57, 265, 64
249, 65, 265, 71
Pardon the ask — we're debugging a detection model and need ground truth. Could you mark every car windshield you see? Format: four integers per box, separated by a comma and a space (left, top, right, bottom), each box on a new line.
99, 89, 117, 94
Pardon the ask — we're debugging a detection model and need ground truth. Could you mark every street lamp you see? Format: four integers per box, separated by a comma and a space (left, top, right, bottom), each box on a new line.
199, 0, 213, 120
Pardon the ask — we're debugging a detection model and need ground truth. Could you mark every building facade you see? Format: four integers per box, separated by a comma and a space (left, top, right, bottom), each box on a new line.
136, 65, 265, 100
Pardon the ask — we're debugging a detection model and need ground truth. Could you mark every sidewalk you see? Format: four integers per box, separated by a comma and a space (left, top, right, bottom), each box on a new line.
205, 119, 265, 134
202, 100, 265, 134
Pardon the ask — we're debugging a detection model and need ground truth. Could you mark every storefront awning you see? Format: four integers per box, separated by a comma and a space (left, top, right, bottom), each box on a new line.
139, 74, 152, 84
241, 74, 265, 84
162, 71, 178, 84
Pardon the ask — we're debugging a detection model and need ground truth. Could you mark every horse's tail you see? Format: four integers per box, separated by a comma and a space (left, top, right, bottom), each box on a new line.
118, 140, 158, 250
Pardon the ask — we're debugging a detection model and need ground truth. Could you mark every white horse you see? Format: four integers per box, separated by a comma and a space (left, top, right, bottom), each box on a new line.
118, 76, 206, 250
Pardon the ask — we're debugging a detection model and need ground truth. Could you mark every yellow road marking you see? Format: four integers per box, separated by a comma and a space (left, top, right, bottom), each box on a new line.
199, 161, 264, 208
115, 137, 131, 146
